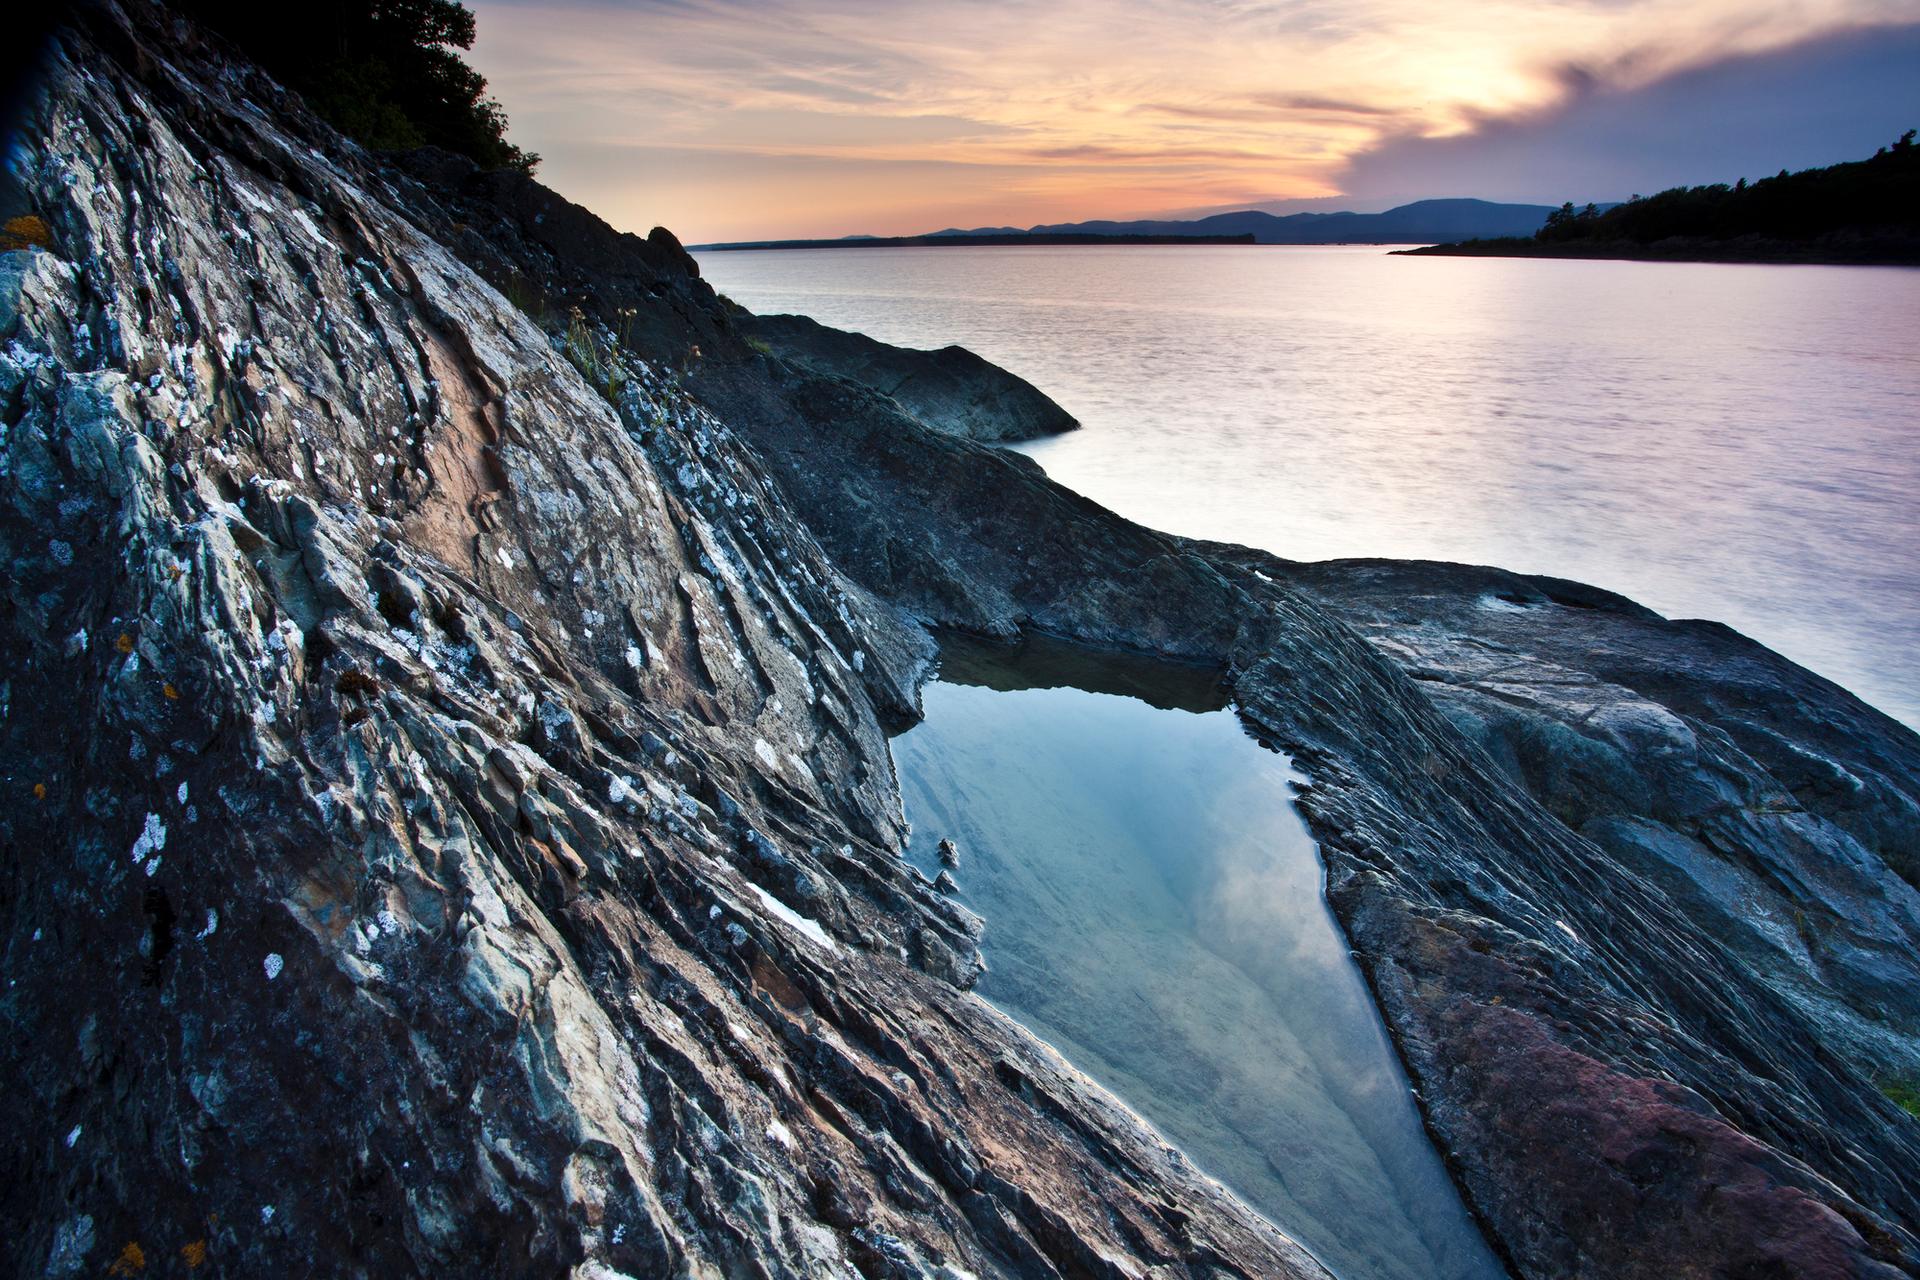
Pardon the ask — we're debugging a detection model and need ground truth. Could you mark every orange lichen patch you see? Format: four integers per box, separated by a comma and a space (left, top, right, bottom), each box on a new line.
116, 632, 136, 653
0, 215, 52, 252
106, 1241, 147, 1275
33, 782, 47, 800
162, 683, 181, 700
180, 1239, 208, 1268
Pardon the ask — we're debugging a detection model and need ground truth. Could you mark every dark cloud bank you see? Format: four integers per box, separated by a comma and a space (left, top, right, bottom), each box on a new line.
1341, 22, 1920, 205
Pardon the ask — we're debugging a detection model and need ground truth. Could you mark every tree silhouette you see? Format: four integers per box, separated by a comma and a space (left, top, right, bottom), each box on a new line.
1529, 132, 1919, 253
175, 0, 536, 172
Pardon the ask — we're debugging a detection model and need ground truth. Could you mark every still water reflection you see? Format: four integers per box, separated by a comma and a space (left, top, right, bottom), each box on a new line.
699, 244, 1920, 727
891, 635, 1506, 1280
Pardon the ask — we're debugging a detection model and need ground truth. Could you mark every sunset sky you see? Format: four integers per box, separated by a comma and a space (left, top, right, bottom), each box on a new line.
466, 0, 1920, 243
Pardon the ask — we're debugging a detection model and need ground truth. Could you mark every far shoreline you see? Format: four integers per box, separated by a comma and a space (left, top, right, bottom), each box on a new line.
690, 234, 1456, 252
1397, 237, 1920, 268
694, 232, 1255, 251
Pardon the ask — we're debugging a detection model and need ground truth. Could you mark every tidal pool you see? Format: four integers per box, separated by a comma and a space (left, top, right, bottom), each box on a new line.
891, 634, 1506, 1280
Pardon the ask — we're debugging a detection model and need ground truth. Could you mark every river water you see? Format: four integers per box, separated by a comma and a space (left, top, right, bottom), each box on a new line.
890, 635, 1506, 1280
697, 244, 1920, 727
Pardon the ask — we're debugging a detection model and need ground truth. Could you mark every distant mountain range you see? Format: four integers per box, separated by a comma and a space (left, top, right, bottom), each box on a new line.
936, 199, 1559, 244
692, 198, 1560, 251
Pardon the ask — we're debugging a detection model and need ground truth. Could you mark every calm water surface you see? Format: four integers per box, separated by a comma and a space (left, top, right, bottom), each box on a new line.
890, 636, 1506, 1280
698, 245, 1920, 726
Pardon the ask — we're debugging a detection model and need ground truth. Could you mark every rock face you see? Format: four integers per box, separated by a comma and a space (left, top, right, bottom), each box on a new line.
739, 312, 1078, 443
5, 4, 1920, 1280
1256, 559, 1920, 1279
0, 6, 1330, 1277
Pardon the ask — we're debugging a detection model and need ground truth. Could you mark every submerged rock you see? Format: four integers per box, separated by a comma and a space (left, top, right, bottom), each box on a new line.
3, 3, 1919, 1279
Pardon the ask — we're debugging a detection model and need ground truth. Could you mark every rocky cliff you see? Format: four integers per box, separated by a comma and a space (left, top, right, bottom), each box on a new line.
0, 7, 1325, 1276
4, 4, 1920, 1279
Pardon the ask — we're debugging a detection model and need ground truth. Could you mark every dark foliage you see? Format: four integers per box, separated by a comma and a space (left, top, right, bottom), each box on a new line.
1535, 131, 1917, 247
172, 0, 536, 172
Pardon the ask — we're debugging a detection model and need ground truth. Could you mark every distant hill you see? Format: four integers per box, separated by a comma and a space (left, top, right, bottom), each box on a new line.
1014, 199, 1557, 244
692, 232, 1255, 251
691, 198, 1557, 251
1402, 132, 1920, 265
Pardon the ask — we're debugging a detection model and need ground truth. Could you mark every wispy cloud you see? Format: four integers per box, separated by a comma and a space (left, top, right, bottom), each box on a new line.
1251, 93, 1405, 117
467, 0, 1912, 241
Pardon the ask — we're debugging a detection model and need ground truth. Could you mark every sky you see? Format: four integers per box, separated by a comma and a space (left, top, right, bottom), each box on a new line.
465, 0, 1920, 243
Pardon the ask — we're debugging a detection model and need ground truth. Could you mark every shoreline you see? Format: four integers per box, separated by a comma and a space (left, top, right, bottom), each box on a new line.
1398, 237, 1920, 267
695, 231, 1257, 250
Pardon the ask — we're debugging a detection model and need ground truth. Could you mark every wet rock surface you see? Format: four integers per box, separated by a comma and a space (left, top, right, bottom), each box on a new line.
4, 3, 1920, 1279
737, 312, 1078, 443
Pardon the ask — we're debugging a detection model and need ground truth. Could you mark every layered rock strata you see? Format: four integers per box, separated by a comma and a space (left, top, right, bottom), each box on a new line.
1, 8, 1328, 1276
5, 4, 1920, 1279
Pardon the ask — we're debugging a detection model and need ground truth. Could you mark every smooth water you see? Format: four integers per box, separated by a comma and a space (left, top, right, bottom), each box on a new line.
698, 244, 1920, 727
891, 636, 1506, 1280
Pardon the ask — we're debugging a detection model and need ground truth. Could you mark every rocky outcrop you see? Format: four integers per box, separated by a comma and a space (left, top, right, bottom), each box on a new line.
6, 3, 1920, 1279
1261, 557, 1920, 1275
737, 312, 1077, 444
0, 6, 1331, 1277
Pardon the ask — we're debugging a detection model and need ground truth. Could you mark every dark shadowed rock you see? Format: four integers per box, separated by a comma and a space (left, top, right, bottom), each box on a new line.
741, 312, 1079, 443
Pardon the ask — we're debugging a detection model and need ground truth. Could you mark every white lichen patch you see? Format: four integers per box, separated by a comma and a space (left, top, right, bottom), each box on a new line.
263, 952, 284, 980
130, 811, 166, 864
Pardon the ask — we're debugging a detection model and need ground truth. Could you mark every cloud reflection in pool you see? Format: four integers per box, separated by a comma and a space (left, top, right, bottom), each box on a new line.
892, 633, 1506, 1280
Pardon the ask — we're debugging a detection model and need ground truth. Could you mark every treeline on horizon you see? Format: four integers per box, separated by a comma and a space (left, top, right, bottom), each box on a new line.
170, 0, 535, 173
1463, 131, 1919, 259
